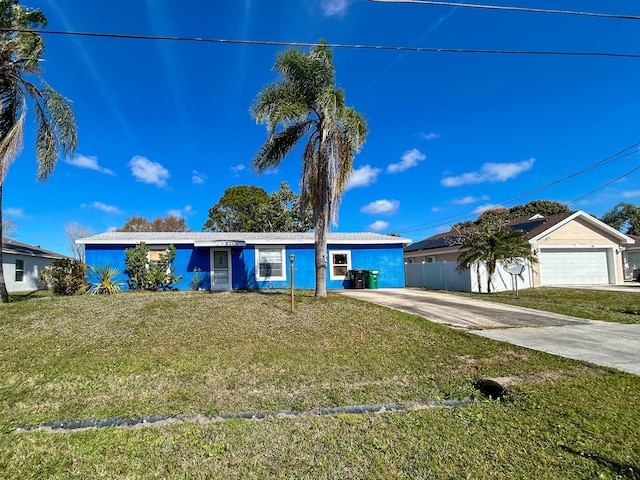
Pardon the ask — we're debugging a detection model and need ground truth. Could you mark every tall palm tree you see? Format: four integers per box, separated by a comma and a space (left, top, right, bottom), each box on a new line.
456, 223, 537, 294
251, 41, 367, 297
0, 0, 77, 302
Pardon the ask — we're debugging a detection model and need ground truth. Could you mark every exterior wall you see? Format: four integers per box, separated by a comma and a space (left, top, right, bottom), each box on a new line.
85, 242, 407, 291
3, 253, 52, 292
533, 217, 621, 246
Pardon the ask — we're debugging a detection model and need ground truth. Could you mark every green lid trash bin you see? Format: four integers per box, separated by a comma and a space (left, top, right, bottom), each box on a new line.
366, 270, 379, 289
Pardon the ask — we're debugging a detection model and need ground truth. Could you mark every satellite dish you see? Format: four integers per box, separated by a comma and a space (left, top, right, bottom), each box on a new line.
506, 262, 526, 275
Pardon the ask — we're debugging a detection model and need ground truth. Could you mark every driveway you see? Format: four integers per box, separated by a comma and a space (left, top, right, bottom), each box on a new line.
335, 288, 640, 375
336, 288, 592, 329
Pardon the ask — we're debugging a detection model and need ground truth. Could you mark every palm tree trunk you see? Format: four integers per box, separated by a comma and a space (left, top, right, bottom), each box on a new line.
314, 200, 329, 298
0, 183, 9, 303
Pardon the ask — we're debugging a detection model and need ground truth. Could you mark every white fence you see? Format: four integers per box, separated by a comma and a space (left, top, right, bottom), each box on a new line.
405, 261, 533, 293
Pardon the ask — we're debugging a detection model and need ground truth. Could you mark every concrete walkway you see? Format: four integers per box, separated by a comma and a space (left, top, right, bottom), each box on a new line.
336, 288, 640, 375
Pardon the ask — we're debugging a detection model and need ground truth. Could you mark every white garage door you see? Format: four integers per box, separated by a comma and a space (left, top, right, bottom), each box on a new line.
539, 248, 610, 285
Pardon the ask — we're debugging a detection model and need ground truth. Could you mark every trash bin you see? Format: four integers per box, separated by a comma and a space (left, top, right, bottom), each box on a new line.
367, 270, 379, 289
350, 269, 366, 289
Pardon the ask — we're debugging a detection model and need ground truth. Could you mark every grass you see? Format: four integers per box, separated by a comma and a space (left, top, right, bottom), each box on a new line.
450, 287, 640, 324
0, 290, 639, 478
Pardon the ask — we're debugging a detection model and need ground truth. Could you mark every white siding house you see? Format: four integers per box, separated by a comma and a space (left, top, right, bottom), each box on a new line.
2, 238, 67, 293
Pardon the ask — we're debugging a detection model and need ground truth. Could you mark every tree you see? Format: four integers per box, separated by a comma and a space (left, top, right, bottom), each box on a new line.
456, 221, 537, 294
117, 215, 192, 232
1, 217, 16, 238
0, 1, 77, 303
451, 200, 571, 231
508, 200, 570, 219
64, 221, 93, 261
252, 181, 313, 232
601, 202, 640, 236
251, 41, 368, 297
202, 185, 270, 232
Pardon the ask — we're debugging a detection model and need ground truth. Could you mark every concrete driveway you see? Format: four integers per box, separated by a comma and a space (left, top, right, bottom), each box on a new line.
335, 288, 640, 375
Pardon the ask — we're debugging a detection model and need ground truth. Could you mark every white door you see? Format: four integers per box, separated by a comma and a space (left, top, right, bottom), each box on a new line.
539, 248, 610, 285
210, 249, 231, 290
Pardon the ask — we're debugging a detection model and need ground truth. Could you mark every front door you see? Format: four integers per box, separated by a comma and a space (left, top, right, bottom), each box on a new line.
210, 249, 231, 290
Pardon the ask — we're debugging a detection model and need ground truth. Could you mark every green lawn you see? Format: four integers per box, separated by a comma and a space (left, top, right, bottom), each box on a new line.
452, 286, 640, 324
1, 291, 638, 479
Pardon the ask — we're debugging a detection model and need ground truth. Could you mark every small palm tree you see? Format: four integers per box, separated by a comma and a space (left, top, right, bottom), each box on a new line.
251, 41, 368, 297
457, 223, 537, 294
0, 1, 77, 302
89, 265, 124, 295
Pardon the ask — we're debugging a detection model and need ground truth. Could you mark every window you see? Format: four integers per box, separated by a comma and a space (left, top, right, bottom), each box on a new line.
330, 251, 351, 280
255, 246, 286, 281
148, 248, 167, 264
15, 259, 24, 282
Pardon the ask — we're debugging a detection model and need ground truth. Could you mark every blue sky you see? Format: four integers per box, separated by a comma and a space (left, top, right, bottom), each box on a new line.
4, 0, 640, 255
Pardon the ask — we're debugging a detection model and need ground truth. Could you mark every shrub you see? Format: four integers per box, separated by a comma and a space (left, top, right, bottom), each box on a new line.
89, 265, 124, 295
40, 258, 90, 296
124, 243, 183, 291
190, 267, 205, 290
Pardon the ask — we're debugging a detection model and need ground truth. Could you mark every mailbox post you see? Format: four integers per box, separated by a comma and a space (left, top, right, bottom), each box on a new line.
506, 262, 526, 297
289, 253, 295, 312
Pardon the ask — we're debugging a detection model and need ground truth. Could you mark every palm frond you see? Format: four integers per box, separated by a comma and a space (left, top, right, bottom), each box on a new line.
0, 106, 24, 183
253, 122, 309, 173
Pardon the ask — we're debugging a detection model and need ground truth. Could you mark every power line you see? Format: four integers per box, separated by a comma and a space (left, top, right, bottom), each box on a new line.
368, 0, 640, 21
1, 28, 640, 59
397, 141, 640, 235
566, 164, 640, 206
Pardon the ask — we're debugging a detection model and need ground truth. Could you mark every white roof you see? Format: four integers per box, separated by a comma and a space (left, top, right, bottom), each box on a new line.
76, 231, 411, 246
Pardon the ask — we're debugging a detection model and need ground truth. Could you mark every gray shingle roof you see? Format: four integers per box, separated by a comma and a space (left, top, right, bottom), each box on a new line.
2, 238, 68, 259
77, 231, 411, 246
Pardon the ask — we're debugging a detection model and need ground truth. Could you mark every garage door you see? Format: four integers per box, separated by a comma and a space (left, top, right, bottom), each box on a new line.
539, 248, 610, 285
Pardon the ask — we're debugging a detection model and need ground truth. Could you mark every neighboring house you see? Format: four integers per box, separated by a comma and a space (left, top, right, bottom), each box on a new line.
1, 238, 68, 293
76, 231, 411, 291
623, 234, 640, 281
404, 211, 635, 292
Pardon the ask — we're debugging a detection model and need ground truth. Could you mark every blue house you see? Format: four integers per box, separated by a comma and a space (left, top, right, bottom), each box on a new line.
77, 232, 410, 291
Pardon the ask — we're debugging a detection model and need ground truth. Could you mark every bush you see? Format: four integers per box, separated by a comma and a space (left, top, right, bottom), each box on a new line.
89, 265, 124, 295
40, 258, 90, 296
124, 243, 183, 291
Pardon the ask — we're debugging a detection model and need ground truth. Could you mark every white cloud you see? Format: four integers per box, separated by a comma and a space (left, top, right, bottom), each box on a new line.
387, 148, 426, 173
66, 154, 115, 175
368, 220, 389, 232
420, 132, 440, 140
472, 203, 503, 215
361, 199, 400, 215
453, 195, 490, 205
320, 0, 351, 17
4, 207, 24, 217
231, 164, 245, 174
346, 165, 381, 190
192, 170, 206, 184
442, 158, 535, 187
129, 155, 170, 188
622, 190, 640, 198
82, 201, 121, 214
168, 206, 193, 218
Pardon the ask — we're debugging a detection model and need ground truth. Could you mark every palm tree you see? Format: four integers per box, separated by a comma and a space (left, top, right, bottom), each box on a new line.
251, 41, 368, 297
0, 0, 77, 303
601, 202, 640, 236
456, 223, 537, 294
